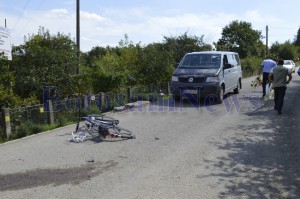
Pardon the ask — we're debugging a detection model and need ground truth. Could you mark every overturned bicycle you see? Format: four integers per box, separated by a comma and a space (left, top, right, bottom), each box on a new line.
72, 114, 136, 142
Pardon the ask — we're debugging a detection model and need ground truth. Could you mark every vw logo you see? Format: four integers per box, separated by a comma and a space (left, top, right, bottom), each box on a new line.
188, 77, 194, 83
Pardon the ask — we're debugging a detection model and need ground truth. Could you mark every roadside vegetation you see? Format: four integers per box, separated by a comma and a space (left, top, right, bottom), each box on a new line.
1, 20, 300, 141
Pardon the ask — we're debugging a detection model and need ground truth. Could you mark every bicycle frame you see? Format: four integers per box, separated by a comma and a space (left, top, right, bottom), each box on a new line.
72, 114, 135, 142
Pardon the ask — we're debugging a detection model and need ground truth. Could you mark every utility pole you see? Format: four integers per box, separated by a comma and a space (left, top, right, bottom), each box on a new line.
266, 25, 269, 57
3, 19, 11, 94
76, 0, 80, 73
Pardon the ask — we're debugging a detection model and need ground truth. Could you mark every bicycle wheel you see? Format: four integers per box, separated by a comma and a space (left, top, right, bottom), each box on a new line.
103, 126, 136, 141
72, 124, 88, 142
73, 121, 100, 142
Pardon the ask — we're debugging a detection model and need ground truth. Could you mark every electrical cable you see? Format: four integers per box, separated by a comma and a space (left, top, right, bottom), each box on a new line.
12, 0, 31, 30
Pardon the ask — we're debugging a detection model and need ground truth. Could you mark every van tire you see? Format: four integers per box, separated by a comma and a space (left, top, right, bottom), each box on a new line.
233, 80, 240, 94
173, 95, 180, 101
217, 86, 224, 104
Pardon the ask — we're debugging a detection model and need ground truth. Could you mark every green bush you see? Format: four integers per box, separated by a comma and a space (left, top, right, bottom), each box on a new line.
81, 104, 102, 115
12, 121, 43, 139
130, 93, 159, 102
11, 121, 57, 140
41, 124, 58, 132
0, 137, 5, 143
241, 56, 262, 77
12, 122, 31, 139
57, 117, 69, 127
30, 124, 43, 135
0, 128, 6, 143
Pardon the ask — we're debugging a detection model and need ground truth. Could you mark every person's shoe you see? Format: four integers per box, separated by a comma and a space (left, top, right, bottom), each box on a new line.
278, 111, 282, 115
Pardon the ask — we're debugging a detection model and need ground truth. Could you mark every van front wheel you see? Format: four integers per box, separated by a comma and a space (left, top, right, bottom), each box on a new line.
217, 86, 224, 104
173, 95, 180, 101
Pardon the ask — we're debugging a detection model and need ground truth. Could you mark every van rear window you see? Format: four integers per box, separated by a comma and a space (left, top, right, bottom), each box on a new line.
180, 54, 221, 68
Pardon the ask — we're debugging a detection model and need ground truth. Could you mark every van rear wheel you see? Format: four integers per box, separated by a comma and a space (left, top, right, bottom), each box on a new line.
233, 80, 240, 94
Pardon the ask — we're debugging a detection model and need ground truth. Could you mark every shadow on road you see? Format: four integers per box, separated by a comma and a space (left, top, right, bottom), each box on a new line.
201, 79, 300, 198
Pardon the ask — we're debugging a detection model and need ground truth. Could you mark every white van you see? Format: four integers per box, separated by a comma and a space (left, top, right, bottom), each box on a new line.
170, 51, 242, 103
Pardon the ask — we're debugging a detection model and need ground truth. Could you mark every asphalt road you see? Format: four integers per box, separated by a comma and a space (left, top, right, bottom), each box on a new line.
1, 75, 300, 199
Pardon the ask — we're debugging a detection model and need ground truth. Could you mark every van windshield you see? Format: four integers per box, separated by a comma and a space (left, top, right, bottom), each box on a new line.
179, 54, 221, 69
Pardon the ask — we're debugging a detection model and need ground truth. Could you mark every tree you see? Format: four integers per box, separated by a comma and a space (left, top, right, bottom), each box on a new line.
85, 35, 142, 93
82, 46, 107, 66
216, 20, 265, 58
79, 33, 214, 95
137, 43, 174, 86
270, 41, 298, 60
0, 55, 15, 107
118, 35, 142, 87
162, 32, 212, 63
89, 51, 123, 93
10, 27, 80, 100
294, 27, 300, 46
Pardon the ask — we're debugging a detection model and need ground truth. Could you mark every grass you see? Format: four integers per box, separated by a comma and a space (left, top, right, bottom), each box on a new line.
0, 92, 162, 143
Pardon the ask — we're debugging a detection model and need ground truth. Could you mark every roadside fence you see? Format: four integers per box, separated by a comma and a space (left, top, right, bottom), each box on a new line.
0, 83, 169, 140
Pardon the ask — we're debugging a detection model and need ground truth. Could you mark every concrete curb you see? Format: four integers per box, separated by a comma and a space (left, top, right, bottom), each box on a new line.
1, 101, 152, 145
113, 101, 151, 113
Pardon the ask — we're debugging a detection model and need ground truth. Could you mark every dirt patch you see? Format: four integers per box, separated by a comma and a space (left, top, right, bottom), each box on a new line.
0, 160, 118, 191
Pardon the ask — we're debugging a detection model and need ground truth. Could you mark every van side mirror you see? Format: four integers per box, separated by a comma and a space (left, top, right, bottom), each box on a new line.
174, 63, 179, 68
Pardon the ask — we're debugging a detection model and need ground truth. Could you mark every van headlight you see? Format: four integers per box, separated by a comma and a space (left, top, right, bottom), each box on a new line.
206, 76, 219, 83
172, 76, 179, 81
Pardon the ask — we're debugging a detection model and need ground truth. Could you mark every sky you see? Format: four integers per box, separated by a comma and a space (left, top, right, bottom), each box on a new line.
0, 0, 299, 52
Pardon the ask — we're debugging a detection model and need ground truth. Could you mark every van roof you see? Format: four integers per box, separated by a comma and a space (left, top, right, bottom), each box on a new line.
187, 51, 238, 54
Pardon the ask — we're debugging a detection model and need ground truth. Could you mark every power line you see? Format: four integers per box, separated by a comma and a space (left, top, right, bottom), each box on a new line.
19, 0, 46, 30
12, 0, 31, 30
12, 0, 46, 40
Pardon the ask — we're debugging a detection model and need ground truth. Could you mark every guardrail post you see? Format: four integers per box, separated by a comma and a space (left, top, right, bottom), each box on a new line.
167, 82, 171, 95
84, 95, 89, 109
127, 88, 132, 102
2, 108, 11, 138
47, 100, 54, 125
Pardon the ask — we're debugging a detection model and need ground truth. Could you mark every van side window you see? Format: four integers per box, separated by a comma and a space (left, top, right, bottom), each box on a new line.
228, 54, 235, 66
223, 55, 228, 65
234, 54, 241, 65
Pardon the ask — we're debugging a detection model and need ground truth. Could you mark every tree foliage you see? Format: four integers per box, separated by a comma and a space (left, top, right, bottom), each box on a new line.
270, 41, 298, 60
137, 43, 174, 85
3, 22, 300, 109
0, 56, 15, 107
162, 32, 212, 63
241, 56, 262, 75
82, 35, 142, 93
0, 55, 38, 108
89, 51, 123, 93
82, 35, 174, 93
216, 20, 265, 58
294, 27, 300, 46
10, 27, 79, 100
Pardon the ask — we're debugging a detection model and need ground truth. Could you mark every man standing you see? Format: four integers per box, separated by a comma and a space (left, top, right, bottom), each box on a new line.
268, 59, 292, 115
261, 56, 277, 97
